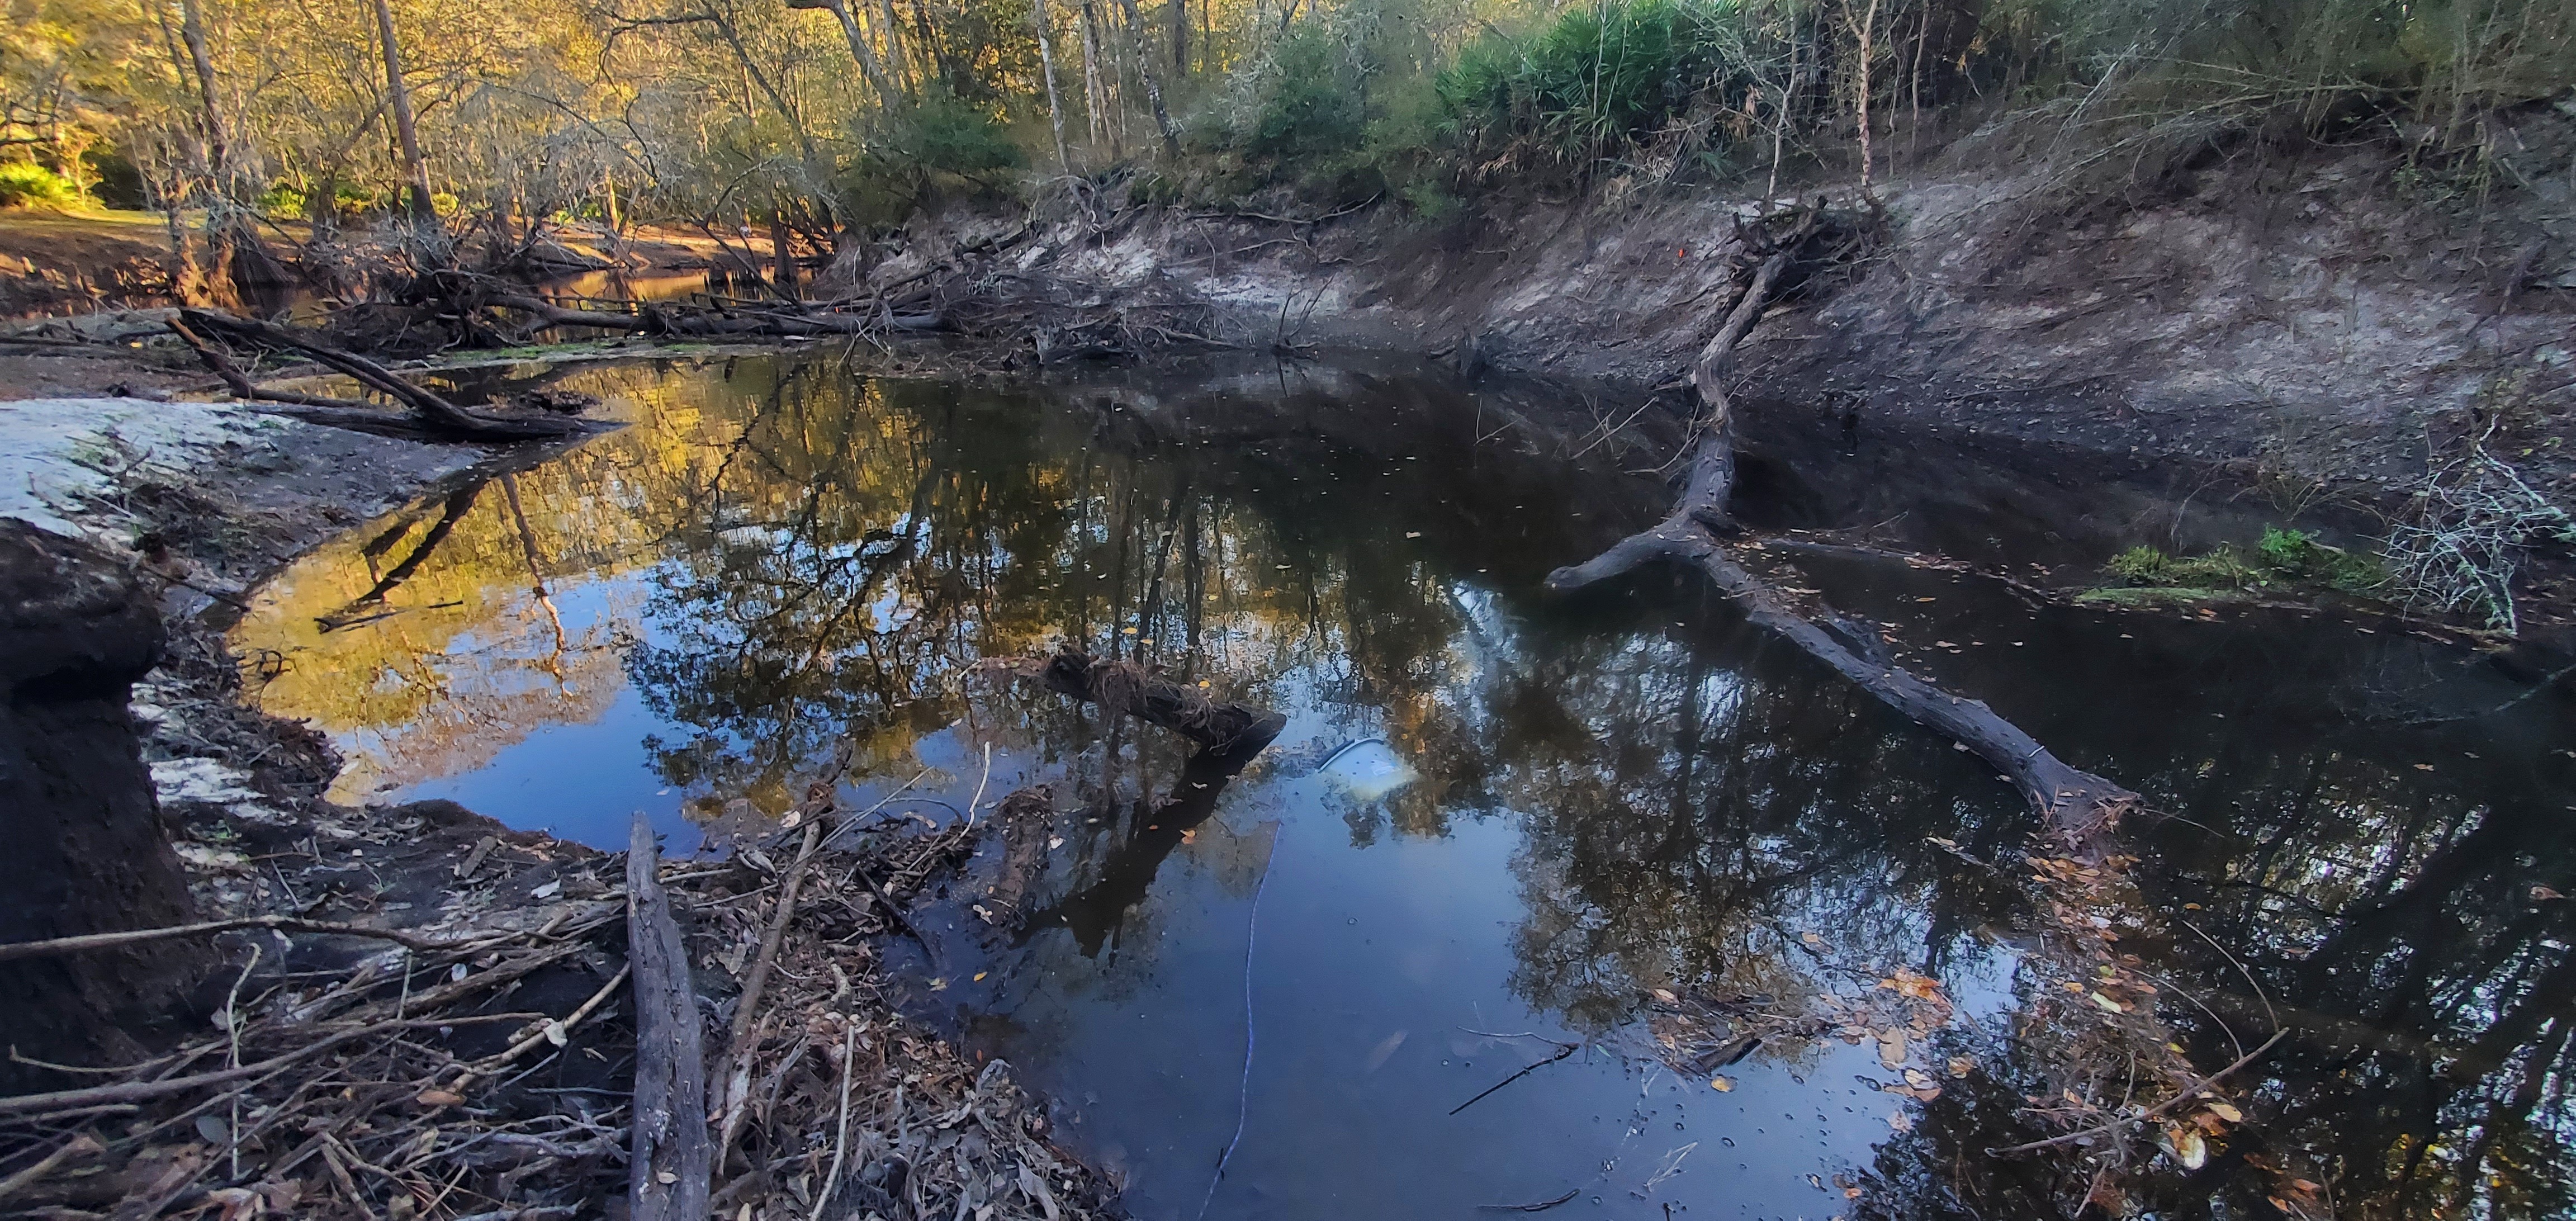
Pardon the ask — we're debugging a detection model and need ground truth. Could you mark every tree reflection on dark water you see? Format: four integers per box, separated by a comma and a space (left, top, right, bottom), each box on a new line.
236, 352, 2576, 1219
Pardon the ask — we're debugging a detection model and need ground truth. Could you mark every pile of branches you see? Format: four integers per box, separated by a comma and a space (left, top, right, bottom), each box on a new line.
0, 765, 1121, 1221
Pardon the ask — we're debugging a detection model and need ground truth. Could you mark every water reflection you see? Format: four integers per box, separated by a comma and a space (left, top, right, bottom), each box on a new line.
234, 353, 2576, 1219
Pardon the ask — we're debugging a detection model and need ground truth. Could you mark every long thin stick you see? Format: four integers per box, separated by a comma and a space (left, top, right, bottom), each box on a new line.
1988, 1028, 2288, 1155
0, 1014, 539, 1115
0, 914, 510, 963
1446, 1042, 1579, 1116
809, 1023, 859, 1221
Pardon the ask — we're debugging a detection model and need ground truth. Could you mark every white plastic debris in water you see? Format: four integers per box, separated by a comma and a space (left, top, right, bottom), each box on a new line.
1318, 738, 1417, 801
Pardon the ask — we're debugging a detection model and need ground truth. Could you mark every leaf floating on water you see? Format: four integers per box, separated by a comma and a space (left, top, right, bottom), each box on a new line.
1710, 1076, 1734, 1092
2533, 886, 2564, 902
1887, 1111, 1913, 1133
1902, 1068, 1934, 1089
1947, 1057, 1974, 1078
2169, 1127, 2208, 1169
1876, 1029, 1908, 1068
1799, 931, 1824, 947
1651, 988, 1679, 1004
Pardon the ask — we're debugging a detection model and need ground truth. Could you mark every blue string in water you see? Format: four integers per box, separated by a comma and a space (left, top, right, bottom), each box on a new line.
1197, 826, 1281, 1221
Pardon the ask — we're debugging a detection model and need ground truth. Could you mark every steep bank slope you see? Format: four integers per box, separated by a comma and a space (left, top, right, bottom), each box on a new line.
966, 106, 2574, 619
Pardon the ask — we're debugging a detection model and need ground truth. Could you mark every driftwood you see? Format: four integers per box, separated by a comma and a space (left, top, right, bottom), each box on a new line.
1038, 650, 1286, 759
624, 811, 711, 1221
175, 309, 591, 442
1545, 207, 2139, 856
483, 291, 943, 338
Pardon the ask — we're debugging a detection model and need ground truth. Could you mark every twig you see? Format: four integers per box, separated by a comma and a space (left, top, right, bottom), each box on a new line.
1987, 1029, 2287, 1155
0, 1134, 102, 1203
0, 914, 516, 963
965, 741, 993, 824
1447, 1042, 1580, 1115
0, 1014, 540, 1115
808, 1022, 858, 1221
1478, 1187, 1583, 1212
451, 962, 631, 1088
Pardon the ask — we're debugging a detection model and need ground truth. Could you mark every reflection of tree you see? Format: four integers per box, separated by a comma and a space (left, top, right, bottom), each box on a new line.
236, 352, 2576, 1219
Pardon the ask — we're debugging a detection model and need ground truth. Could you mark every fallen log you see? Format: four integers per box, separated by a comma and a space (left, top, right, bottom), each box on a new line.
482, 291, 943, 338
1545, 209, 2139, 858
624, 811, 710, 1221
1036, 650, 1286, 759
177, 310, 590, 442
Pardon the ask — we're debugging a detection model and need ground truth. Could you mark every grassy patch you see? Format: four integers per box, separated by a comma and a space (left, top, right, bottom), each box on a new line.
2098, 526, 2386, 602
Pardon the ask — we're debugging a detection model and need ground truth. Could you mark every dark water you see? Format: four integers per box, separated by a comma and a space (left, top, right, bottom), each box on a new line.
234, 352, 2576, 1219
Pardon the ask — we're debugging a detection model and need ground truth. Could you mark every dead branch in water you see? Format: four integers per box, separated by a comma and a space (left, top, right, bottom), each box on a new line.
173, 310, 598, 443
1021, 647, 1287, 758
1544, 204, 2141, 859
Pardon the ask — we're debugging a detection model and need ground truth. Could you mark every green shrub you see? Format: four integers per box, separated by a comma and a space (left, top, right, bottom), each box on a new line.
1248, 25, 1371, 160
255, 182, 309, 216
0, 162, 80, 209
1437, 0, 1755, 160
895, 90, 1023, 179
2108, 545, 2171, 583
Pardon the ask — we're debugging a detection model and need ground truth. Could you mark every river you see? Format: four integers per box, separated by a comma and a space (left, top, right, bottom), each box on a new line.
231, 351, 2576, 1219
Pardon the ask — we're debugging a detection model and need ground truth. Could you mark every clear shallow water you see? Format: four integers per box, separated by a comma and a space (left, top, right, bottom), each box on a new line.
234, 352, 2576, 1219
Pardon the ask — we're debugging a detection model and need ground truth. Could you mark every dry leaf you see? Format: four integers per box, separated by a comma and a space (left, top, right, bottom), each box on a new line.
2204, 1101, 2243, 1123
1947, 1057, 1973, 1078
416, 1090, 463, 1108
1887, 1111, 1913, 1133
1710, 1076, 1734, 1092
2170, 1127, 2208, 1169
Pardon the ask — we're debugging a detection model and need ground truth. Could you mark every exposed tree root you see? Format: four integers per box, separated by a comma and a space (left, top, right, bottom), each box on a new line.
1545, 206, 2139, 859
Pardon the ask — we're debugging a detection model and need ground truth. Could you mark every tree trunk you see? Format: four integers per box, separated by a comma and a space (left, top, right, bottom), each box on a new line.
798, 0, 899, 104
0, 520, 210, 1094
1079, 1, 1112, 154
770, 211, 798, 294
175, 0, 229, 191
371, 0, 437, 225
1034, 0, 1072, 171
1112, 0, 1181, 156
1168, 0, 1186, 72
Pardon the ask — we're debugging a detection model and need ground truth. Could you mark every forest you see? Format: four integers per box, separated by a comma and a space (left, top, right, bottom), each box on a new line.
5, 0, 2570, 261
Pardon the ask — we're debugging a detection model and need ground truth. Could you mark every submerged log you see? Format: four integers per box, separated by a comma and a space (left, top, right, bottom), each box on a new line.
624, 811, 711, 1221
1037, 650, 1286, 759
1546, 209, 2139, 857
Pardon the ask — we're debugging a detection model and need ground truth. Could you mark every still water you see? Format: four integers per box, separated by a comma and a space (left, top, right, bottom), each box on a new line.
234, 352, 2576, 1219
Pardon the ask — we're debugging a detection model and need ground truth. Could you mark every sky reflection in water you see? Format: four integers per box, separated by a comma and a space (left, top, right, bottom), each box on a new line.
235, 353, 2576, 1220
